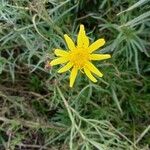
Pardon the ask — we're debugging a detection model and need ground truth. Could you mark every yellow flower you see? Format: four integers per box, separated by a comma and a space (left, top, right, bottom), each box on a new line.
50, 24, 111, 87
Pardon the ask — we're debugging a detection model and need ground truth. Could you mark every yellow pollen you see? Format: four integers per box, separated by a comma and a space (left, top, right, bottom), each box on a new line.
69, 48, 90, 68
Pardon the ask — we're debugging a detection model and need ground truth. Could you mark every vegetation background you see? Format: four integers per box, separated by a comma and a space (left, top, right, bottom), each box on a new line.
0, 0, 150, 149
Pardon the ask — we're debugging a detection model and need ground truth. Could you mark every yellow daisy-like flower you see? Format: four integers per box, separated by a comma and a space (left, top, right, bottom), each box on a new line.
50, 24, 111, 87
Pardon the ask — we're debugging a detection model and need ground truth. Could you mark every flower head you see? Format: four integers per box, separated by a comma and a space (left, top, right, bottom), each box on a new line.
50, 25, 111, 87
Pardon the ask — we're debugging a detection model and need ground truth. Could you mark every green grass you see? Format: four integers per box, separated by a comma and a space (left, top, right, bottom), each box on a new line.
0, 0, 150, 149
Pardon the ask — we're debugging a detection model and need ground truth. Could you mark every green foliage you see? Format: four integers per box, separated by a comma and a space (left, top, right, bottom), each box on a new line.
0, 0, 150, 149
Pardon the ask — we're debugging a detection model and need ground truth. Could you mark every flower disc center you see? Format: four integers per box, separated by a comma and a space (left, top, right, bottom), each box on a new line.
69, 49, 90, 68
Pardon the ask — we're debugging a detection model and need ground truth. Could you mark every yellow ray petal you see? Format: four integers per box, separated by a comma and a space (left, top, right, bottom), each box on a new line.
70, 67, 78, 87
50, 57, 69, 66
77, 24, 89, 48
58, 62, 73, 73
54, 49, 69, 57
64, 34, 76, 51
88, 38, 105, 53
86, 62, 103, 77
90, 54, 111, 60
83, 67, 97, 82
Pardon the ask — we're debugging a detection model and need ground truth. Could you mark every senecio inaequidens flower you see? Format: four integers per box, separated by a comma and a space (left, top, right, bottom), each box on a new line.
50, 24, 111, 87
